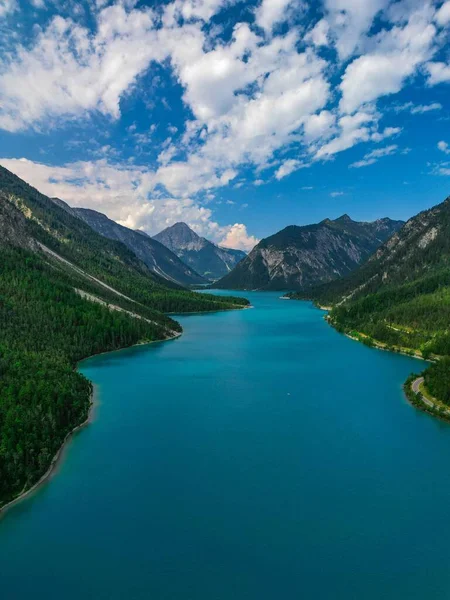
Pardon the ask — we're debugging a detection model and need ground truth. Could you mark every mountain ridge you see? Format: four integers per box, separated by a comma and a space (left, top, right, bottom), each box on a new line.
214, 215, 404, 291
154, 221, 247, 280
72, 207, 206, 287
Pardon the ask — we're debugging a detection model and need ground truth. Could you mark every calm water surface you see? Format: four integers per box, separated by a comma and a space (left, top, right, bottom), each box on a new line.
2, 291, 450, 599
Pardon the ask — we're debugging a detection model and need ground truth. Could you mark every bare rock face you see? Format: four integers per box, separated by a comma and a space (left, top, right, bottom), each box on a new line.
154, 222, 246, 281
215, 215, 404, 291
0, 191, 39, 250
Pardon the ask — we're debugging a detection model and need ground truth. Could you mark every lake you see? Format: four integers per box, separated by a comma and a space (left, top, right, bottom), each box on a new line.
2, 291, 450, 599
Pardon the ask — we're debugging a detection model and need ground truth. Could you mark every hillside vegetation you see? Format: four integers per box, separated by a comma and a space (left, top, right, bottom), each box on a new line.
0, 166, 248, 507
290, 197, 450, 410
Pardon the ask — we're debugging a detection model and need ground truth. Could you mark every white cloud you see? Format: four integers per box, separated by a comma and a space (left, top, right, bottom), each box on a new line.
438, 140, 450, 154
371, 126, 402, 142
394, 101, 442, 113
427, 61, 450, 85
255, 0, 299, 32
0, 5, 164, 132
0, 0, 16, 17
165, 33, 330, 188
436, 1, 450, 26
350, 144, 398, 168
219, 223, 259, 251
431, 157, 450, 175
314, 111, 377, 159
162, 0, 231, 25
410, 102, 442, 113
330, 191, 344, 197
339, 6, 437, 114
303, 110, 335, 142
324, 0, 390, 60
305, 19, 329, 47
275, 159, 305, 180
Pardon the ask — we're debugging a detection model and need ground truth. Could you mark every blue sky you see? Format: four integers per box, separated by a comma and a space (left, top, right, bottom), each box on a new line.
0, 0, 450, 249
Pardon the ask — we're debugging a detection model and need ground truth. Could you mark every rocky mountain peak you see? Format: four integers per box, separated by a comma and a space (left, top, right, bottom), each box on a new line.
335, 214, 352, 223
154, 221, 246, 280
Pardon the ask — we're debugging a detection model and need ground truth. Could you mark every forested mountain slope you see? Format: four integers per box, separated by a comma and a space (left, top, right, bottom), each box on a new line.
154, 222, 246, 280
69, 206, 206, 287
215, 215, 404, 291
292, 198, 450, 356
0, 165, 248, 508
290, 197, 450, 410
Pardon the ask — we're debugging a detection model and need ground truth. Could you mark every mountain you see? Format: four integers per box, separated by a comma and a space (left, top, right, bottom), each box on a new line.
290, 197, 450, 410
0, 165, 249, 508
214, 215, 404, 291
153, 222, 247, 281
294, 198, 450, 355
70, 207, 206, 286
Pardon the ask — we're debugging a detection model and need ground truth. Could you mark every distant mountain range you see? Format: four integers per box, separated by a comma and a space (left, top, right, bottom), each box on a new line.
215, 214, 404, 291
72, 207, 206, 287
154, 221, 247, 281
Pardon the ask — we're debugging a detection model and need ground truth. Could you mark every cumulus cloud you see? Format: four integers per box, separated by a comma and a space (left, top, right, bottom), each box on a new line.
219, 223, 259, 251
436, 1, 450, 26
0, 5, 163, 132
339, 5, 437, 114
163, 0, 232, 24
427, 61, 450, 85
305, 19, 329, 47
255, 0, 299, 32
324, 0, 390, 60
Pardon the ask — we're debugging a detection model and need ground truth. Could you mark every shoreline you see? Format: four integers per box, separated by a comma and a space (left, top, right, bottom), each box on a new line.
0, 328, 183, 516
405, 376, 450, 423
319, 310, 448, 421
166, 304, 253, 316
343, 330, 428, 361
0, 302, 248, 515
0, 390, 96, 517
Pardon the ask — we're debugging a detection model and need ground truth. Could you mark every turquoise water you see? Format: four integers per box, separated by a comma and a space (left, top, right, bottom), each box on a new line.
2, 291, 450, 599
